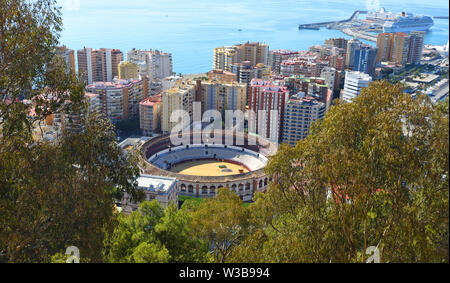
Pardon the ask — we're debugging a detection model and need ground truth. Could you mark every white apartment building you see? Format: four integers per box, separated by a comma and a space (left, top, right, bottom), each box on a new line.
269, 50, 299, 74
321, 66, 337, 93
341, 71, 372, 102
148, 50, 173, 80
282, 94, 326, 146
85, 92, 101, 115
127, 49, 173, 80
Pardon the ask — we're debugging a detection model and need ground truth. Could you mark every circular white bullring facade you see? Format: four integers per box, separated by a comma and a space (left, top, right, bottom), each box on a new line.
139, 132, 277, 201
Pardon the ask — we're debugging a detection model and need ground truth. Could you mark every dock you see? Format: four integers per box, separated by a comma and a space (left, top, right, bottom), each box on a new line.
298, 10, 367, 30
341, 28, 377, 42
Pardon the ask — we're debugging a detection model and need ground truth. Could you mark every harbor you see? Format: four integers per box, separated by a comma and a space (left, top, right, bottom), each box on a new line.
299, 8, 441, 43
341, 28, 377, 42
298, 10, 379, 43
298, 10, 367, 30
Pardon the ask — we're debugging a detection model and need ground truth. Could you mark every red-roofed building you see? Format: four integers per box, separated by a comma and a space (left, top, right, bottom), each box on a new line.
248, 79, 289, 142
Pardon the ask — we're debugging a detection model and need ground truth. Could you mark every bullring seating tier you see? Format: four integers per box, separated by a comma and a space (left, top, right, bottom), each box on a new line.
148, 144, 268, 172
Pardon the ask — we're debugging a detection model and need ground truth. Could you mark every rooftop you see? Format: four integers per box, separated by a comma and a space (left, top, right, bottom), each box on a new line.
85, 92, 99, 98
346, 71, 373, 81
87, 79, 141, 90
411, 74, 439, 84
209, 69, 236, 76
128, 48, 171, 56
137, 175, 177, 193
289, 93, 324, 106
271, 49, 299, 55
140, 95, 162, 106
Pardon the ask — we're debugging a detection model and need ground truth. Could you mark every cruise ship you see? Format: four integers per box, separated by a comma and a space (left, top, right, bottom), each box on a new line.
366, 8, 434, 33
383, 12, 434, 33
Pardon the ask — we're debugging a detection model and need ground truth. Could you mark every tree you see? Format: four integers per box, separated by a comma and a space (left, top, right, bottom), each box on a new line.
103, 201, 210, 263
191, 189, 251, 263
0, 0, 140, 262
0, 0, 84, 137
132, 242, 170, 263
230, 81, 448, 263
103, 201, 166, 263
1, 110, 141, 262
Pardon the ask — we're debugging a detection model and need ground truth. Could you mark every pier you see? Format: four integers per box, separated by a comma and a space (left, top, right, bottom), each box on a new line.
341, 28, 377, 42
298, 10, 367, 30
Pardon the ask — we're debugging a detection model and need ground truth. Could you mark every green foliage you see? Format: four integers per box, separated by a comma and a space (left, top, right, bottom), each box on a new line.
103, 201, 210, 263
132, 242, 170, 263
191, 189, 252, 263
230, 81, 449, 263
0, 0, 447, 264
115, 119, 140, 137
0, 111, 141, 263
0, 0, 140, 262
0, 0, 85, 137
179, 196, 204, 209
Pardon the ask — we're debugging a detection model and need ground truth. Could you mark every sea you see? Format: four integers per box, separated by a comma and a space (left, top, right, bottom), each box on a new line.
58, 0, 449, 74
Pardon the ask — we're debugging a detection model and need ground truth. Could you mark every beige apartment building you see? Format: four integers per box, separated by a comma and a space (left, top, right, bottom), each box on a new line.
376, 32, 424, 65
199, 81, 247, 116
161, 81, 195, 134
391, 33, 411, 66
214, 42, 269, 72
408, 31, 426, 65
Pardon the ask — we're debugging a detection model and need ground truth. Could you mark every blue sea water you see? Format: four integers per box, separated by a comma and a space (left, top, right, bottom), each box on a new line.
58, 0, 449, 74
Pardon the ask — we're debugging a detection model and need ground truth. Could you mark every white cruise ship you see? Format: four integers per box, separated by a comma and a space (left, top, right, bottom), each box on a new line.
383, 12, 434, 33
367, 8, 434, 33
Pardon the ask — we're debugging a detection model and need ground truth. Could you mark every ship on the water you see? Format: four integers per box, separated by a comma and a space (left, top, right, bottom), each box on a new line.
366, 8, 434, 33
